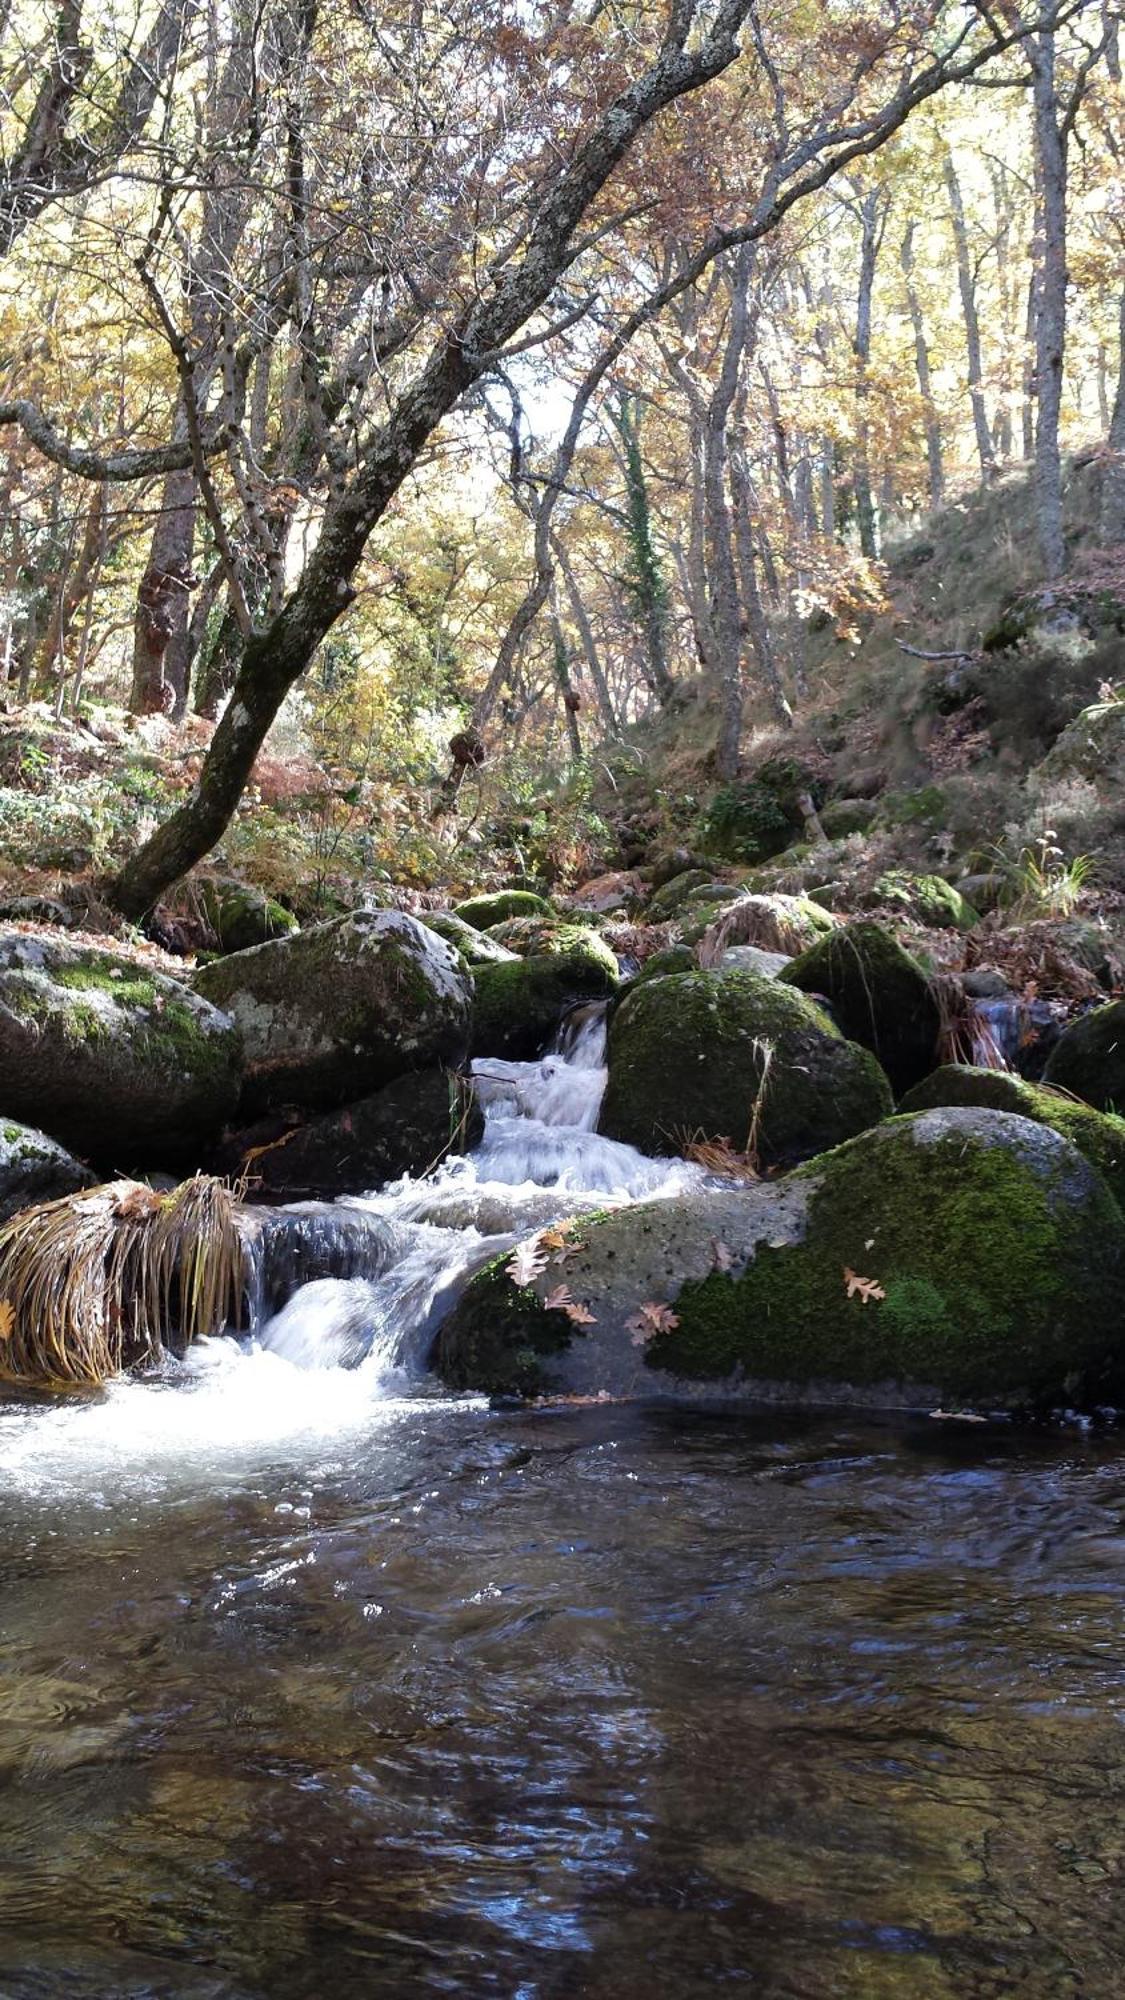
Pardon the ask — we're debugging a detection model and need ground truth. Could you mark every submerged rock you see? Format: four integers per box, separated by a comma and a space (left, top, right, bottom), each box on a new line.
471, 951, 617, 1059
1043, 998, 1125, 1112
598, 968, 893, 1166
194, 910, 472, 1116
899, 1065, 1125, 1213
780, 920, 942, 1098
453, 889, 553, 930
0, 1117, 95, 1220
0, 932, 242, 1165
217, 1069, 482, 1201
435, 1108, 1125, 1408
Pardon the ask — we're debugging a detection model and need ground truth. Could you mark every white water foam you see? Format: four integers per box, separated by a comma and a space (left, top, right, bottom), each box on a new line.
0, 1001, 698, 1491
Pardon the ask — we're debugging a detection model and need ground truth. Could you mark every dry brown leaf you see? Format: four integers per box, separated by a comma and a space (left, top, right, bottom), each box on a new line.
626, 1300, 680, 1345
563, 1300, 597, 1326
543, 1284, 574, 1311
0, 1300, 14, 1342
844, 1266, 886, 1304
507, 1240, 550, 1287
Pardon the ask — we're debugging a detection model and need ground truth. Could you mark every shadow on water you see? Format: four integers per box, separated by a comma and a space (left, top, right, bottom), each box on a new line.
2, 1398, 1125, 1999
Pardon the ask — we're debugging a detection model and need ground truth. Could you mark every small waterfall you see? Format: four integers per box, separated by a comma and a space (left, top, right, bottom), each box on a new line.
253, 1001, 699, 1380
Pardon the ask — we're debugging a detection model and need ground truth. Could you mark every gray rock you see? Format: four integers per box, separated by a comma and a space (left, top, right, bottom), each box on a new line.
0, 1117, 96, 1220
195, 910, 472, 1116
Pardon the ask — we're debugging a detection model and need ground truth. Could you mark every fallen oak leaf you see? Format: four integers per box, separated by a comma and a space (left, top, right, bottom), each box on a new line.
543, 1285, 597, 1327
626, 1300, 680, 1346
844, 1266, 886, 1304
507, 1239, 550, 1287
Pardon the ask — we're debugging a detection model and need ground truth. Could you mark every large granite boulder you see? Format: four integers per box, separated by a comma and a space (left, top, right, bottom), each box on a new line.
217, 1069, 482, 1202
436, 1108, 1125, 1409
599, 968, 892, 1167
0, 932, 242, 1165
194, 910, 472, 1115
780, 920, 942, 1097
1043, 998, 1125, 1112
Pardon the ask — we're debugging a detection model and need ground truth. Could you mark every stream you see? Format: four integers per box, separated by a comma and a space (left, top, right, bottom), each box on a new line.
2, 1011, 1124, 1996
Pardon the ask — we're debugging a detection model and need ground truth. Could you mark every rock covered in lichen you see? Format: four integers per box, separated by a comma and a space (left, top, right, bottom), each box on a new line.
1043, 998, 1125, 1112
435, 1108, 1125, 1408
484, 916, 618, 979
0, 1116, 96, 1219
865, 870, 978, 929
421, 911, 518, 968
899, 1064, 1125, 1213
194, 910, 472, 1115
780, 920, 942, 1097
598, 967, 892, 1166
453, 889, 553, 930
0, 931, 242, 1165
470, 950, 617, 1059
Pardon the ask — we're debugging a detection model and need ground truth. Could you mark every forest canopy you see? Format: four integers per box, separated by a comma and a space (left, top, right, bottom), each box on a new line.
0, 0, 1121, 915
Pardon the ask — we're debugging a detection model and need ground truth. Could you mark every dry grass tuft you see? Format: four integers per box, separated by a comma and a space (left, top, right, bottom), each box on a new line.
931, 975, 1008, 1071
0, 1175, 248, 1388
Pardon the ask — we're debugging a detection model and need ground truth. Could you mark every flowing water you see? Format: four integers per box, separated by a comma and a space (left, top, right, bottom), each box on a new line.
2, 1011, 1125, 1997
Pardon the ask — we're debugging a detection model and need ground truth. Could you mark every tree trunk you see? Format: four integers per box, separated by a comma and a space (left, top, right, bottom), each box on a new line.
1030, 28, 1069, 579
551, 535, 619, 736
706, 245, 756, 778
899, 221, 945, 508
129, 466, 197, 713
852, 188, 885, 557
1100, 272, 1125, 545
944, 148, 997, 482
550, 611, 582, 762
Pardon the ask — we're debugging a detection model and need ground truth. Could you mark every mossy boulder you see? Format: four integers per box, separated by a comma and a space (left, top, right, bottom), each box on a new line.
899, 1064, 1125, 1213
485, 917, 618, 979
215, 1069, 482, 1201
194, 910, 472, 1116
0, 1118, 96, 1220
435, 1109, 1125, 1408
780, 921, 942, 1098
0, 932, 242, 1166
628, 945, 697, 987
599, 968, 893, 1166
718, 945, 791, 978
471, 950, 617, 1059
453, 889, 553, 930
1043, 999, 1125, 1112
646, 869, 716, 919
819, 797, 880, 839
198, 876, 298, 954
422, 912, 518, 968
866, 870, 979, 930
697, 891, 837, 960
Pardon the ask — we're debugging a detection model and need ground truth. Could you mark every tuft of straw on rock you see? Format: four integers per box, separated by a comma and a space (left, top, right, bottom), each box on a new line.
0, 1175, 248, 1388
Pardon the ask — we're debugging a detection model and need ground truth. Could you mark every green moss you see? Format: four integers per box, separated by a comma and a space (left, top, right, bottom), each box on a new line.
653, 1112, 1124, 1403
702, 782, 795, 863
646, 869, 715, 919
431, 1255, 573, 1395
1044, 998, 1125, 1112
780, 921, 942, 1098
901, 1064, 1125, 1210
485, 916, 618, 978
51, 960, 159, 1008
600, 968, 893, 1165
868, 870, 978, 930
471, 950, 617, 1058
454, 889, 553, 930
